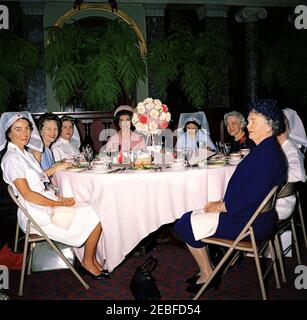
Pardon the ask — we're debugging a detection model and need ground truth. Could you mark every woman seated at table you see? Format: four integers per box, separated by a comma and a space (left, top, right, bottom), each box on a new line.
51, 115, 81, 162
0, 112, 107, 279
224, 111, 255, 153
173, 99, 287, 293
31, 112, 70, 178
176, 112, 216, 153
103, 105, 145, 160
276, 115, 306, 220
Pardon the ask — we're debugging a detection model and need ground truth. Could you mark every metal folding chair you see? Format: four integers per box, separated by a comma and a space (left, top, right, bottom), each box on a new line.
7, 185, 90, 296
274, 182, 303, 283
193, 185, 280, 300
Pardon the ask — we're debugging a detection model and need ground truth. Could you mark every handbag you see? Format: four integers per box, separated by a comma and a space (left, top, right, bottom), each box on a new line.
129, 256, 161, 300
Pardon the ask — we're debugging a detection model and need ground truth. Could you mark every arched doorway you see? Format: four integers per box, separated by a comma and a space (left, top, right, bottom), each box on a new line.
46, 3, 148, 111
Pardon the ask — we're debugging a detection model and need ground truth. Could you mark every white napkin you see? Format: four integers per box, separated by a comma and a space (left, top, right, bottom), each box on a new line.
190, 208, 220, 241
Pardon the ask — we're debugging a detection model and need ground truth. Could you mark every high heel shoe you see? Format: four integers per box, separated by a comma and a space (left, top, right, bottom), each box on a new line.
78, 265, 106, 280
185, 275, 222, 294
186, 273, 200, 285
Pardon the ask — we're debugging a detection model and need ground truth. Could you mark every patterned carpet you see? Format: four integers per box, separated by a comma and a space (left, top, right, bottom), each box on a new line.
3, 238, 307, 301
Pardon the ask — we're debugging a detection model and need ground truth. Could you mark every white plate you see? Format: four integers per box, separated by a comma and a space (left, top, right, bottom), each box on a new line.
228, 159, 241, 166
67, 167, 87, 172
207, 163, 225, 169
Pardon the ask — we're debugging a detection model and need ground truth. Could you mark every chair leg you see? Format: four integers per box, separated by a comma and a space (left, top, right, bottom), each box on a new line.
14, 221, 20, 253
297, 191, 307, 248
27, 243, 35, 275
45, 239, 90, 290
250, 231, 267, 300
193, 246, 235, 300
268, 240, 281, 289
274, 235, 286, 283
19, 233, 30, 296
291, 220, 302, 265
223, 251, 240, 275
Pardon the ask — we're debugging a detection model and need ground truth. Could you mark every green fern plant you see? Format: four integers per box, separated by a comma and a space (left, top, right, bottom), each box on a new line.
0, 32, 39, 112
45, 19, 146, 111
148, 15, 231, 109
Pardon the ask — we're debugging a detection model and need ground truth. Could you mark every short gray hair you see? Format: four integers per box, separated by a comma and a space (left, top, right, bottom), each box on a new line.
224, 111, 247, 127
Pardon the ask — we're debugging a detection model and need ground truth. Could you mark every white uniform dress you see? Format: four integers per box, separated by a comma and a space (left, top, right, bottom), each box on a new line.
51, 137, 81, 162
276, 139, 306, 220
1, 142, 100, 247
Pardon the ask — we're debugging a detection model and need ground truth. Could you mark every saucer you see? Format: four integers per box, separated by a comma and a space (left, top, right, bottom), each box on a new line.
228, 159, 241, 166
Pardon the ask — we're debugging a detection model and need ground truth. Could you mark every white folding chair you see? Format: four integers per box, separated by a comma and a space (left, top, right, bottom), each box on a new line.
7, 185, 90, 296
193, 185, 280, 300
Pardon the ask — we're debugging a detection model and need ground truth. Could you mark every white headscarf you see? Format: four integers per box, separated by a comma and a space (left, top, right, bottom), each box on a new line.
177, 111, 211, 135
0, 111, 43, 152
283, 108, 307, 148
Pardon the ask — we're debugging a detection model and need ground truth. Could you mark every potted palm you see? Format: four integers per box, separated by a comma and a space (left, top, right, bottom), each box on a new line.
148, 15, 232, 109
45, 19, 147, 111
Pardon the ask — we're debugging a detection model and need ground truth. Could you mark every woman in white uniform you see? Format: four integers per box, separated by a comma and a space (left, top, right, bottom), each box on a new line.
0, 112, 106, 280
51, 115, 81, 162
276, 115, 306, 220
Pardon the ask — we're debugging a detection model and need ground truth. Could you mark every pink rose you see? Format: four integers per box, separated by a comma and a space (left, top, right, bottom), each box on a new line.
139, 114, 149, 124
162, 104, 168, 112
159, 119, 169, 129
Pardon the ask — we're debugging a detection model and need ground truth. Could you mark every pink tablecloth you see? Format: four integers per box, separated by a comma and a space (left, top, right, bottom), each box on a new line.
55, 165, 236, 271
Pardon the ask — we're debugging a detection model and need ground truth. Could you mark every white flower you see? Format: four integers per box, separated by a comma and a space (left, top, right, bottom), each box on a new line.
150, 109, 159, 119
137, 103, 145, 114
166, 112, 171, 122
159, 112, 167, 121
149, 121, 158, 133
153, 99, 162, 106
144, 102, 154, 111
143, 97, 153, 105
132, 113, 139, 124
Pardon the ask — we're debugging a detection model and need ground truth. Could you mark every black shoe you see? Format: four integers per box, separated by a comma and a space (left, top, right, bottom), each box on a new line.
186, 273, 200, 285
185, 276, 222, 293
79, 265, 106, 280
100, 269, 111, 278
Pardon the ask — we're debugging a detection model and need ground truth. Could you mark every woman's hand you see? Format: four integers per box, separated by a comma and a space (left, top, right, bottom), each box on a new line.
57, 196, 75, 207
53, 162, 72, 172
204, 200, 224, 213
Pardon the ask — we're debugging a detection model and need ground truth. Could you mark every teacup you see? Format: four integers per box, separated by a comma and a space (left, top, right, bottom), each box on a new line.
240, 148, 250, 156
92, 159, 110, 168
64, 157, 75, 164
229, 153, 242, 161
172, 159, 186, 168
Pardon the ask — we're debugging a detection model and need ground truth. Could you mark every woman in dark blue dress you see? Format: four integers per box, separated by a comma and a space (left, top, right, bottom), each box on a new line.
173, 99, 287, 293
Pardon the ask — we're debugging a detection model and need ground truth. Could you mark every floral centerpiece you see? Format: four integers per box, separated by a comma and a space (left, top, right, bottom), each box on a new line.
132, 98, 171, 136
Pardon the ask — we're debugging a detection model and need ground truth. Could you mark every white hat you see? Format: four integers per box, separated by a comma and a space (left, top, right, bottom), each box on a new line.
0, 111, 43, 152
114, 105, 134, 117
283, 108, 307, 148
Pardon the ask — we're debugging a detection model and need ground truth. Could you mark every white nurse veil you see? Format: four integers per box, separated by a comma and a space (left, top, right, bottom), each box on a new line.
283, 108, 307, 149
177, 111, 211, 135
0, 111, 43, 152
60, 115, 81, 149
